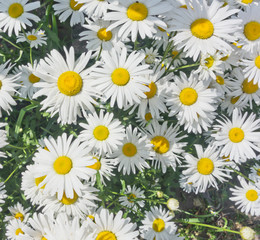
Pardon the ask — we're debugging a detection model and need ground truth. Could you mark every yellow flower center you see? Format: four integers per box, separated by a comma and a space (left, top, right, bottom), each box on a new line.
57, 71, 83, 96
197, 158, 214, 175
179, 87, 198, 106
96, 231, 117, 240
144, 81, 157, 99
204, 56, 214, 68
15, 212, 24, 222
191, 18, 214, 39
171, 50, 179, 59
60, 191, 78, 205
152, 218, 165, 232
97, 28, 112, 41
29, 73, 40, 83
88, 215, 95, 221
244, 21, 260, 41
93, 125, 109, 141
127, 2, 148, 21
0, 80, 2, 89
242, 0, 253, 4
180, 4, 188, 9
70, 0, 84, 10
127, 193, 136, 203
8, 3, 24, 18
220, 55, 229, 61
257, 168, 260, 176
246, 189, 258, 201
145, 112, 152, 121
35, 175, 46, 189
27, 35, 37, 41
53, 156, 73, 175
229, 127, 244, 143
151, 136, 170, 154
255, 55, 260, 69
122, 143, 137, 157
15, 228, 24, 235
111, 68, 130, 86
158, 26, 166, 32
88, 157, 101, 170
242, 79, 258, 94
216, 76, 224, 85
41, 237, 47, 240
230, 96, 240, 104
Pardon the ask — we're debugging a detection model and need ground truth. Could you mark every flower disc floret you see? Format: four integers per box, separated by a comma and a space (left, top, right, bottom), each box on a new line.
27, 35, 37, 41
197, 158, 214, 175
191, 18, 214, 39
53, 156, 73, 175
255, 56, 260, 69
246, 189, 258, 201
29, 74, 40, 84
229, 127, 244, 143
15, 228, 24, 235
96, 231, 117, 240
60, 191, 78, 205
70, 0, 84, 10
179, 88, 198, 106
242, 79, 258, 94
93, 125, 109, 141
144, 81, 157, 99
8, 3, 24, 18
151, 136, 170, 154
216, 76, 224, 85
15, 213, 24, 222
122, 143, 137, 157
127, 2, 148, 21
88, 157, 101, 170
111, 68, 130, 86
97, 28, 112, 41
244, 21, 260, 41
152, 218, 165, 232
57, 71, 83, 96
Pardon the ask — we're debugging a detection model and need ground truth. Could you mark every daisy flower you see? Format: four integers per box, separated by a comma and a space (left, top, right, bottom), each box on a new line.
145, 121, 187, 173
212, 109, 260, 163
227, 0, 259, 9
90, 47, 152, 109
135, 111, 163, 128
234, 3, 260, 52
164, 45, 187, 69
104, 0, 172, 42
16, 29, 47, 49
110, 125, 152, 175
0, 182, 7, 212
13, 61, 41, 99
32, 133, 96, 200
230, 177, 260, 216
182, 144, 232, 194
241, 47, 260, 86
34, 46, 99, 125
77, 0, 110, 18
78, 110, 125, 155
240, 226, 256, 240
119, 185, 145, 212
5, 219, 33, 240
229, 67, 260, 108
0, 61, 19, 117
86, 208, 139, 239
220, 94, 248, 116
166, 71, 219, 128
141, 47, 159, 65
140, 205, 182, 240
53, 0, 86, 26
0, 0, 40, 36
179, 174, 196, 194
169, 0, 241, 61
209, 73, 232, 97
5, 202, 30, 223
248, 163, 260, 182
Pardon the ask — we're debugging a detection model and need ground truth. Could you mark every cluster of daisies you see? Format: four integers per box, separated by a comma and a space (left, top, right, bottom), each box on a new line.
1, 0, 260, 239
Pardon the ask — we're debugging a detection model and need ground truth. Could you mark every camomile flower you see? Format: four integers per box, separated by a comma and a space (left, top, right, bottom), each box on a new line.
85, 208, 139, 239
212, 109, 260, 163
220, 94, 248, 116
182, 144, 232, 194
5, 202, 30, 223
0, 0, 40, 36
16, 29, 47, 49
135, 111, 163, 128
90, 47, 152, 109
140, 205, 182, 240
218, 47, 241, 71
13, 61, 41, 99
0, 61, 19, 117
79, 19, 125, 56
34, 46, 99, 125
166, 71, 219, 127
230, 177, 260, 216
234, 3, 260, 52
179, 174, 196, 194
0, 182, 7, 213
227, 0, 260, 10
53, 0, 86, 26
141, 47, 159, 65
169, 0, 241, 61
248, 163, 260, 182
119, 185, 145, 212
42, 184, 99, 219
240, 226, 256, 240
88, 154, 116, 186
145, 121, 187, 173
164, 45, 187, 69
241, 48, 260, 86
77, 0, 110, 18
5, 219, 33, 240
78, 110, 125, 155
229, 67, 260, 108
32, 133, 96, 200
104, 0, 172, 42
209, 73, 233, 97
110, 125, 153, 175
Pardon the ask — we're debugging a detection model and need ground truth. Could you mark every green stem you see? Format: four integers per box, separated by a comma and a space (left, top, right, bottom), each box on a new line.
96, 46, 103, 61
7, 144, 28, 150
226, 166, 255, 184
1, 36, 22, 50
30, 47, 33, 66
177, 220, 240, 235
4, 165, 20, 183
169, 62, 200, 72
178, 209, 219, 218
